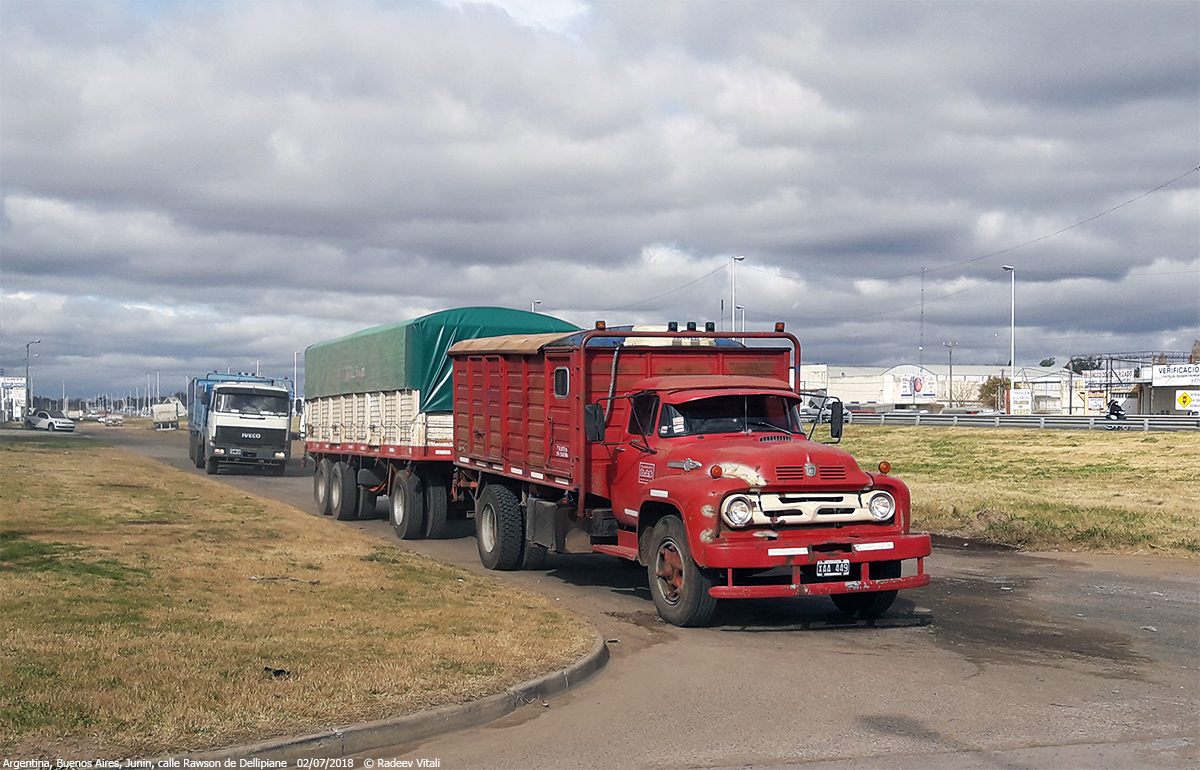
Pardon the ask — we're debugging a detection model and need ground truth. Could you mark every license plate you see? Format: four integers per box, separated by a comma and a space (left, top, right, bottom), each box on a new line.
230, 447, 242, 456
816, 559, 850, 578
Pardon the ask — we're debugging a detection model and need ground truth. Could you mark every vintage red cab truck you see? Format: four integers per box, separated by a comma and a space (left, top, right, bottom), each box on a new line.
448, 323, 931, 626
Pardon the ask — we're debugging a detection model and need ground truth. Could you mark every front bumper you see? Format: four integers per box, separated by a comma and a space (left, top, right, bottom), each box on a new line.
211, 445, 289, 464
702, 532, 931, 599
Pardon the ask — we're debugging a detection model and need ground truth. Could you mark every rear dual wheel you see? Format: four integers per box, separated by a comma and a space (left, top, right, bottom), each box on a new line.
390, 470, 425, 540
330, 461, 358, 521
476, 484, 523, 571
314, 458, 333, 516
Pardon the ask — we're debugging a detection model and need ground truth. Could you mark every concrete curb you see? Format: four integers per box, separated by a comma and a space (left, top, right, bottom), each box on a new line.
168, 635, 609, 762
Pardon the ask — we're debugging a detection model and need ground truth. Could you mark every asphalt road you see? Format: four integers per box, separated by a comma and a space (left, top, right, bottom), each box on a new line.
75, 424, 1199, 769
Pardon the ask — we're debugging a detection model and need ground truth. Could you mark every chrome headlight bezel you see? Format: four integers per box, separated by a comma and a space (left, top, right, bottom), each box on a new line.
722, 495, 757, 527
867, 491, 896, 521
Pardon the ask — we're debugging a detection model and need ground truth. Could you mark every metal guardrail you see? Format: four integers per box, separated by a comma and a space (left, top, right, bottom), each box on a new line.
850, 413, 1200, 432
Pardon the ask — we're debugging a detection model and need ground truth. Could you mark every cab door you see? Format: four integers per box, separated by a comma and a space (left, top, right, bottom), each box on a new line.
610, 392, 660, 527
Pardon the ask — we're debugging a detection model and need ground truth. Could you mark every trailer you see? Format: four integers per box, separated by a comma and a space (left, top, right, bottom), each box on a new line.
303, 307, 580, 532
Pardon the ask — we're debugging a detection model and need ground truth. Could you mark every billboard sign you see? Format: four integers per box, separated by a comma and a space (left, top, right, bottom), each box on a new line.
1154, 364, 1200, 387
900, 375, 936, 399
1010, 388, 1033, 415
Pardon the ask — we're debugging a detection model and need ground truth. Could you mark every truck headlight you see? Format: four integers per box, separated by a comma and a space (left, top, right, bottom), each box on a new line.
867, 491, 896, 521
723, 495, 756, 527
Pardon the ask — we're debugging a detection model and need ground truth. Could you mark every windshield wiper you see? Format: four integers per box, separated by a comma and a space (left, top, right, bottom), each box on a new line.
746, 420, 792, 435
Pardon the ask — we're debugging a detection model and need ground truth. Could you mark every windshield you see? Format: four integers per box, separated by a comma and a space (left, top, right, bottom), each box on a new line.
656, 394, 804, 437
213, 391, 290, 415
47, 410, 68, 419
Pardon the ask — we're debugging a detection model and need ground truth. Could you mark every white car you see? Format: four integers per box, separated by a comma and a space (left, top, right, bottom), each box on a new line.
26, 409, 76, 432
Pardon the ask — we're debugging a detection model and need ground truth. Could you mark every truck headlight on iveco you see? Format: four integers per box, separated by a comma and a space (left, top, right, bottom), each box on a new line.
867, 491, 896, 521
722, 495, 757, 527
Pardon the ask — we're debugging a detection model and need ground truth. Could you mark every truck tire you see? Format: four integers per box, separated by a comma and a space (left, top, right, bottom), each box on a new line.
648, 515, 718, 627
194, 438, 205, 469
314, 458, 333, 516
330, 461, 359, 521
390, 470, 425, 540
476, 484, 523, 571
831, 560, 900, 618
419, 468, 449, 539
205, 452, 219, 475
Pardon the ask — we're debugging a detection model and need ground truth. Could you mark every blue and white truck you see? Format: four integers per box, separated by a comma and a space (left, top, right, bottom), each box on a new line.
188, 373, 293, 475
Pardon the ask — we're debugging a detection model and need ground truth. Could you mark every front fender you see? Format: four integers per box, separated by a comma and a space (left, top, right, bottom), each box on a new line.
639, 473, 749, 563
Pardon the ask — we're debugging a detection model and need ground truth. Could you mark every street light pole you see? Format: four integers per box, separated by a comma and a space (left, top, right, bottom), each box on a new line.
735, 304, 745, 333
1002, 265, 1016, 414
730, 255, 745, 332
531, 299, 542, 313
24, 339, 41, 416
942, 341, 957, 409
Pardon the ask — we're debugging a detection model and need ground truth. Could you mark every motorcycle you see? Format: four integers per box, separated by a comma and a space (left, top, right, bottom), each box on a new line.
1105, 401, 1130, 431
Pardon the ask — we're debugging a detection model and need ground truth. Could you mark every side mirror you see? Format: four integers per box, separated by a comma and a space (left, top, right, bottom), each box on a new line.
584, 403, 606, 442
829, 401, 844, 440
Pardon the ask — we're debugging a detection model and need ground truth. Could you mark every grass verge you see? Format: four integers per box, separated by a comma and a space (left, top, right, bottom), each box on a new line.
0, 434, 593, 759
840, 427, 1200, 555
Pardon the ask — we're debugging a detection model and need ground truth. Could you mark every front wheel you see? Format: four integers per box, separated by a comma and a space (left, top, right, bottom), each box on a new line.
476, 484, 523, 571
647, 516, 717, 627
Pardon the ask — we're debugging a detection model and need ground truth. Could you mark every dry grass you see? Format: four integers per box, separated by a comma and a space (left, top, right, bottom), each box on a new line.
840, 427, 1200, 555
0, 434, 593, 759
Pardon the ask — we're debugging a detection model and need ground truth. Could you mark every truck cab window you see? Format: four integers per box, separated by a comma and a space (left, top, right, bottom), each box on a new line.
659, 394, 802, 436
215, 392, 290, 415
628, 393, 659, 436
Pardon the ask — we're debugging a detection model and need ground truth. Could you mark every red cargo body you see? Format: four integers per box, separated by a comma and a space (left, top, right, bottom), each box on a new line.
450, 328, 931, 627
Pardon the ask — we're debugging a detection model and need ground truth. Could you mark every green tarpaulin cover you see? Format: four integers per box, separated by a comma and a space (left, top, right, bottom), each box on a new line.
304, 307, 579, 412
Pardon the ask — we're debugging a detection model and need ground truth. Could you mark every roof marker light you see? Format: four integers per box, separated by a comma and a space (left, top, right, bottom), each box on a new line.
705, 322, 715, 332
775, 322, 786, 332
668, 321, 679, 331
595, 321, 606, 330
878, 461, 891, 474
686, 321, 697, 331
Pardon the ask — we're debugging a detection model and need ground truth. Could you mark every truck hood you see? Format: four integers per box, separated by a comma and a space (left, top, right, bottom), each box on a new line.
657, 435, 873, 489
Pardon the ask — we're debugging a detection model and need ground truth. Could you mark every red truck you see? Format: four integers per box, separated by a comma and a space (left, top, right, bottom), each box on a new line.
449, 323, 930, 626
306, 310, 930, 627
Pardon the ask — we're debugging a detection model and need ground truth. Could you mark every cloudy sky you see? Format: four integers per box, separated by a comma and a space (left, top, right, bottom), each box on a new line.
2, 0, 1197, 401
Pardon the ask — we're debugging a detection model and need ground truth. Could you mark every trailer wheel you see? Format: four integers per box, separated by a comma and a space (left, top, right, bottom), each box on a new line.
390, 470, 425, 540
476, 484, 523, 571
314, 459, 333, 516
830, 560, 900, 618
418, 469, 449, 539
648, 515, 717, 627
330, 461, 359, 521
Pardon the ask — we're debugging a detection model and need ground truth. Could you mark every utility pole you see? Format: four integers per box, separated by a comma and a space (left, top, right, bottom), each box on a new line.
943, 341, 957, 409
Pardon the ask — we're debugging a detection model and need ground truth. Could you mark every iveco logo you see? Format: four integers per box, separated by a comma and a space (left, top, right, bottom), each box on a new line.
241, 432, 262, 439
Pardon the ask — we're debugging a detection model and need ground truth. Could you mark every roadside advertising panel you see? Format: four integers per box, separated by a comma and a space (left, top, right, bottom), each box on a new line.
1010, 388, 1033, 415
1154, 364, 1200, 387
900, 375, 937, 399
